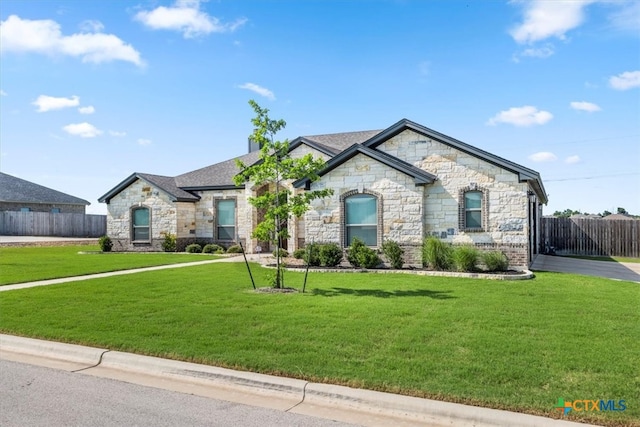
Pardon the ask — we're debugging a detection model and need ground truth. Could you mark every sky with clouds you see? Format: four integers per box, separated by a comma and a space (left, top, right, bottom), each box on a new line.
1, 0, 638, 215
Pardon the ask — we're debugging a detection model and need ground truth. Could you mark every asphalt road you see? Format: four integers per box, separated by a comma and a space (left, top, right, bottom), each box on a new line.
0, 359, 354, 427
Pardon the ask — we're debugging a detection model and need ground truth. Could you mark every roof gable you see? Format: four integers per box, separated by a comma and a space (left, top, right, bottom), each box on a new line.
98, 173, 199, 203
0, 172, 90, 206
293, 144, 436, 189
362, 119, 548, 203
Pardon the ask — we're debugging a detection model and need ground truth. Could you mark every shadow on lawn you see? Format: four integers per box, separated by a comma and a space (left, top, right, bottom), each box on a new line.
311, 287, 456, 299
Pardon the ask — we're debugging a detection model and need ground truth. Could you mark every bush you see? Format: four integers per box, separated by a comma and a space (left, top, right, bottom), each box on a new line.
347, 238, 381, 269
451, 245, 479, 272
203, 244, 224, 254
381, 240, 404, 269
226, 245, 243, 254
273, 248, 289, 258
98, 235, 112, 252
293, 248, 306, 259
185, 243, 202, 253
301, 243, 321, 266
161, 233, 176, 252
422, 237, 452, 270
483, 251, 509, 272
319, 243, 343, 267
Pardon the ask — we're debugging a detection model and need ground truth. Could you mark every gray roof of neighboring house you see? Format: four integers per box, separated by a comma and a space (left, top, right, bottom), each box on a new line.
0, 172, 90, 206
602, 213, 637, 220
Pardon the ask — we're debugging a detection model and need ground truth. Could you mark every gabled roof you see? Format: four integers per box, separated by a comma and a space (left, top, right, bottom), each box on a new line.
98, 173, 200, 203
293, 144, 436, 189
362, 119, 548, 204
176, 151, 260, 190
0, 172, 90, 206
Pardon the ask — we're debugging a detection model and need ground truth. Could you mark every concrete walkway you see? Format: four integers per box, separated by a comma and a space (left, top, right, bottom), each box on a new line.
531, 255, 640, 283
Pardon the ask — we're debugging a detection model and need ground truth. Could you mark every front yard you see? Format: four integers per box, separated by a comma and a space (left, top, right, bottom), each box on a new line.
0, 249, 638, 426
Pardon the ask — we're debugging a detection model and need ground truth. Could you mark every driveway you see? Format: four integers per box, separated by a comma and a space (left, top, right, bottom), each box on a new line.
531, 255, 640, 283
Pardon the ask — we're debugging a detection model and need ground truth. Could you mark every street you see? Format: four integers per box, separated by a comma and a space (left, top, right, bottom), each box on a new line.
0, 359, 354, 427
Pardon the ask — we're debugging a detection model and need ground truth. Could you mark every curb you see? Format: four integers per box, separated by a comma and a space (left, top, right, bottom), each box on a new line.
0, 334, 595, 427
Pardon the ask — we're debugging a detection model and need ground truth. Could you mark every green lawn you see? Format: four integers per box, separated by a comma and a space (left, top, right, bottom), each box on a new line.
0, 245, 219, 285
0, 259, 638, 426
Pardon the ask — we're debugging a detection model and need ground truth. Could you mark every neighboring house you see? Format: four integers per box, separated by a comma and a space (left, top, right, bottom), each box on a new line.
0, 172, 90, 214
602, 213, 637, 220
99, 119, 547, 269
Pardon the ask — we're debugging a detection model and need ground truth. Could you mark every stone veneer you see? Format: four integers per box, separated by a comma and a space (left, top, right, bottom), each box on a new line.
304, 129, 534, 269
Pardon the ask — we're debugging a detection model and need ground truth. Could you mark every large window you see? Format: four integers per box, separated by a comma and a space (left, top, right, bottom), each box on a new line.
132, 207, 150, 241
216, 199, 236, 241
464, 191, 483, 229
345, 194, 378, 246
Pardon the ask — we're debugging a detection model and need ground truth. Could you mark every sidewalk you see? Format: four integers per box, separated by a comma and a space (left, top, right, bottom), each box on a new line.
0, 334, 593, 427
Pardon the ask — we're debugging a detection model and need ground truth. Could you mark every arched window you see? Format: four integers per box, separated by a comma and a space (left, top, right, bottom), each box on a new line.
345, 193, 378, 246
132, 206, 150, 242
458, 186, 488, 232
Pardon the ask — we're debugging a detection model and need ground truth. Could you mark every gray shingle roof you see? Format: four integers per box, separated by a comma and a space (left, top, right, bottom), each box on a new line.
176, 151, 260, 189
302, 129, 382, 152
0, 172, 90, 206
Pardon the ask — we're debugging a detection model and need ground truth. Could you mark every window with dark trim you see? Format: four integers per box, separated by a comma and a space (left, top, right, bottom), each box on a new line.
458, 185, 488, 232
344, 193, 378, 246
216, 199, 236, 241
132, 206, 150, 241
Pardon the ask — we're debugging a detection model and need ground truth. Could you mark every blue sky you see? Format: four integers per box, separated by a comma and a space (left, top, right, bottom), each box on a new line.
1, 0, 638, 215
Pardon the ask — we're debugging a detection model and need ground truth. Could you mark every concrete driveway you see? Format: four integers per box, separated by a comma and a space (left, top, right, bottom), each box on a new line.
531, 255, 640, 283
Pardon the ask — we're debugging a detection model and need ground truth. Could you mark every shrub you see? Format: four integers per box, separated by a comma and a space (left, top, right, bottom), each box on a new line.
185, 243, 202, 253
302, 243, 321, 266
203, 244, 224, 254
98, 235, 112, 252
293, 248, 306, 259
161, 233, 176, 252
422, 237, 452, 270
273, 248, 289, 258
226, 245, 243, 254
381, 240, 404, 269
319, 243, 343, 267
347, 238, 381, 269
483, 251, 509, 272
451, 245, 479, 272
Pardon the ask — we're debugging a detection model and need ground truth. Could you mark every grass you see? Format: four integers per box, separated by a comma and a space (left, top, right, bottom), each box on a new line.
0, 245, 219, 285
0, 255, 638, 426
565, 255, 640, 264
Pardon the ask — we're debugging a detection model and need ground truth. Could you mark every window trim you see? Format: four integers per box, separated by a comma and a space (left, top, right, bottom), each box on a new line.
215, 197, 237, 242
458, 185, 489, 232
340, 189, 383, 248
130, 205, 151, 243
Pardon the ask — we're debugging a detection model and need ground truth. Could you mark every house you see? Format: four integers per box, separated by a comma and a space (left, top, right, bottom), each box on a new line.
0, 172, 90, 214
99, 119, 547, 269
602, 213, 637, 220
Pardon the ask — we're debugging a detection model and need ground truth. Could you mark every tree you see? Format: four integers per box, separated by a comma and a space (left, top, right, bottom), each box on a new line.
234, 100, 333, 288
553, 209, 582, 218
617, 207, 628, 215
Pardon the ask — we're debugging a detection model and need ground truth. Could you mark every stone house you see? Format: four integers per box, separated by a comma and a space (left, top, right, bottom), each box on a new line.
99, 119, 547, 269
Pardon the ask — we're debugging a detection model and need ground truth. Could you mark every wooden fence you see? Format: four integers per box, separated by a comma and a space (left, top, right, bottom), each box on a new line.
541, 217, 640, 258
0, 212, 106, 238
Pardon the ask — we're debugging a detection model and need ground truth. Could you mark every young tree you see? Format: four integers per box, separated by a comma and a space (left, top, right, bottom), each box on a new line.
234, 100, 333, 288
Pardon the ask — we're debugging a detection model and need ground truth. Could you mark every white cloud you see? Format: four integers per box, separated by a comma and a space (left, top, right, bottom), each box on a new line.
79, 19, 104, 33
135, 0, 247, 39
32, 95, 79, 112
529, 152, 558, 162
609, 70, 640, 90
510, 0, 595, 44
109, 130, 127, 137
608, 1, 640, 32
137, 138, 152, 145
238, 83, 276, 100
62, 122, 102, 138
565, 155, 581, 164
513, 45, 555, 62
486, 105, 553, 127
0, 15, 144, 67
78, 105, 95, 114
1, 89, 7, 96
570, 101, 601, 112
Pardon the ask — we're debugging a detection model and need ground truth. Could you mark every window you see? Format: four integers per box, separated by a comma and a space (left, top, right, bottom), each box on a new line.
464, 191, 482, 228
20, 207, 31, 212
345, 194, 378, 246
51, 208, 61, 214
459, 186, 488, 232
132, 207, 150, 241
216, 199, 236, 241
